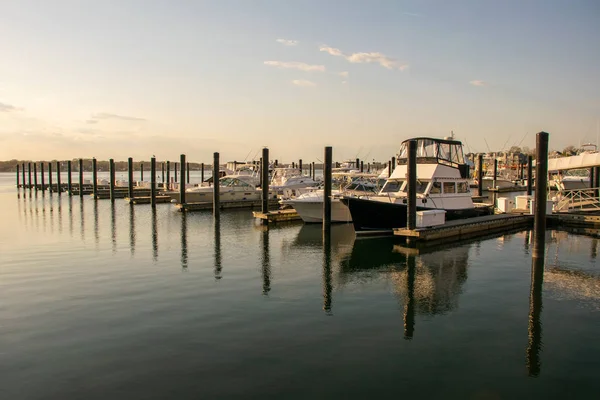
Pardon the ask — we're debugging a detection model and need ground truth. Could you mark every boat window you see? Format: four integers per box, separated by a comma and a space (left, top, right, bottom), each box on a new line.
415, 181, 428, 193
381, 180, 404, 193
457, 181, 469, 193
443, 182, 456, 194
429, 181, 442, 194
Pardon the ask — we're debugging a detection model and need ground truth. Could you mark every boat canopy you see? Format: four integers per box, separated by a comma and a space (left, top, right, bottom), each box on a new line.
397, 137, 465, 167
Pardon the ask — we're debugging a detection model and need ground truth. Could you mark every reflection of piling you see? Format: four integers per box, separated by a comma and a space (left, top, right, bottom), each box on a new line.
180, 154, 186, 205
533, 132, 549, 258
48, 163, 53, 194
527, 155, 533, 196
78, 159, 84, 198
213, 152, 220, 217
151, 207, 158, 262
129, 205, 135, 256
261, 229, 271, 295
407, 140, 417, 231
404, 255, 416, 340
92, 158, 98, 198
128, 157, 134, 200
261, 148, 269, 213
110, 201, 117, 253
109, 159, 116, 202
151, 157, 157, 207
323, 146, 332, 231
214, 217, 222, 279
527, 256, 544, 377
322, 231, 332, 313
477, 154, 483, 197
33, 163, 38, 191
180, 213, 187, 269
67, 160, 72, 194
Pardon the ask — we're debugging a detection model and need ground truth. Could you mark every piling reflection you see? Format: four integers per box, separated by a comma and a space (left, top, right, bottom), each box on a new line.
79, 197, 84, 240
93, 199, 99, 247
68, 196, 73, 237
403, 254, 416, 340
261, 229, 271, 295
322, 231, 333, 314
57, 195, 63, 234
214, 217, 222, 279
591, 238, 598, 260
151, 208, 158, 262
129, 205, 135, 256
527, 255, 544, 377
180, 213, 188, 269
110, 201, 117, 254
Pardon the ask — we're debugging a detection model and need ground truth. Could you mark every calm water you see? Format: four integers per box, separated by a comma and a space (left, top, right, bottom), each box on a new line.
1, 172, 599, 399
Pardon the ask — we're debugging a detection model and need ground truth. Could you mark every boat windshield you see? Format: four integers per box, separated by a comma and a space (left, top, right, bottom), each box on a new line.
397, 138, 465, 166
219, 177, 253, 187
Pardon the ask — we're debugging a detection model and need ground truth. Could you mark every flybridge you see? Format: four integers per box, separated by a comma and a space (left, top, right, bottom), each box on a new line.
397, 137, 466, 172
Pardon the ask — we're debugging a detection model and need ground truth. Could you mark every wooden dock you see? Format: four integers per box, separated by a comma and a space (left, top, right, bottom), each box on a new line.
549, 213, 600, 227
125, 195, 172, 204
253, 209, 302, 223
175, 199, 280, 212
393, 214, 534, 243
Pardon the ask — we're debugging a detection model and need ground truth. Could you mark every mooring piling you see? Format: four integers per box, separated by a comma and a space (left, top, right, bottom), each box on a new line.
261, 148, 269, 213
109, 159, 115, 202
161, 162, 165, 184
33, 163, 38, 191
56, 161, 61, 194
323, 146, 332, 231
40, 163, 45, 191
27, 163, 32, 190
360, 160, 364, 173
532, 132, 549, 258
48, 162, 53, 194
151, 157, 157, 208
166, 161, 171, 190
92, 158, 98, 198
595, 166, 600, 198
356, 158, 360, 171
174, 162, 178, 183
312, 161, 316, 181
527, 155, 533, 196
140, 163, 144, 182
388, 160, 392, 177
299, 159, 302, 175
591, 168, 595, 189
477, 154, 483, 197
22, 163, 26, 189
78, 159, 84, 198
407, 139, 417, 231
186, 162, 190, 184
16, 164, 20, 188
493, 158, 498, 189
179, 154, 186, 205
128, 157, 134, 200
201, 162, 205, 184
391, 156, 396, 174
67, 160, 72, 194
213, 152, 220, 217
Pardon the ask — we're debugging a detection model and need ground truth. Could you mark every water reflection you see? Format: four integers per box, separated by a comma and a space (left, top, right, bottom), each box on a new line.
403, 255, 416, 340
79, 197, 84, 240
68, 196, 73, 237
261, 229, 270, 295
57, 196, 63, 234
180, 213, 188, 269
322, 231, 333, 314
591, 238, 598, 260
93, 199, 99, 247
151, 208, 158, 262
111, 201, 117, 254
214, 217, 222, 280
129, 205, 135, 256
527, 256, 544, 377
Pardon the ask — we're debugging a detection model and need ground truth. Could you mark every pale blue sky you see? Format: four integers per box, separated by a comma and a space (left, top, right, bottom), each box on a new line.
0, 0, 599, 162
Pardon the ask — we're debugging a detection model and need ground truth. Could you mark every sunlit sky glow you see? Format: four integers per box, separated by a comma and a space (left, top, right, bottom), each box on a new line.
1, 0, 599, 162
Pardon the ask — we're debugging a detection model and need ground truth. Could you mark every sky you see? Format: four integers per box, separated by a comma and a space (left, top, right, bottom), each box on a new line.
0, 0, 599, 162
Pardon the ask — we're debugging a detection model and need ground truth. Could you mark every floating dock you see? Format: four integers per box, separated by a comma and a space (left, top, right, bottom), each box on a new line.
125, 195, 172, 204
393, 214, 534, 243
176, 199, 280, 212
253, 209, 302, 223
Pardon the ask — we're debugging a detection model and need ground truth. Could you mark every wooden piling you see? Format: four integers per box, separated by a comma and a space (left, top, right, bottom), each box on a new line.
140, 163, 144, 182
27, 162, 32, 189
186, 162, 190, 183
261, 148, 269, 213
299, 159, 302, 175
360, 161, 364, 173
595, 166, 600, 198
56, 161, 61, 194
477, 154, 483, 197
78, 159, 84, 198
128, 157, 134, 200
16, 164, 20, 188
527, 155, 533, 196
493, 158, 498, 189
591, 168, 595, 189
275, 159, 278, 167
312, 161, 315, 181
22, 163, 26, 189
48, 162, 53, 193
388, 160, 392, 177
532, 132, 549, 258
161, 162, 165, 184
67, 160, 72, 194
180, 154, 186, 205
201, 162, 205, 184
92, 158, 98, 198
40, 163, 45, 191
151, 157, 157, 207
33, 163, 38, 191
356, 158, 360, 171
175, 162, 178, 183
407, 140, 417, 230
391, 157, 396, 174
166, 161, 170, 190
109, 159, 115, 202
213, 152, 220, 217
323, 146, 332, 231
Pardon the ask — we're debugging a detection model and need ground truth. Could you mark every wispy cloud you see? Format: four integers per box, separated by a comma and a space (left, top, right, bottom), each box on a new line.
341, 81, 348, 85
292, 80, 316, 87
90, 112, 147, 122
339, 71, 349, 78
319, 45, 408, 70
469, 80, 487, 87
86, 119, 98, 124
403, 12, 422, 17
276, 38, 299, 46
0, 101, 20, 112
264, 61, 326, 72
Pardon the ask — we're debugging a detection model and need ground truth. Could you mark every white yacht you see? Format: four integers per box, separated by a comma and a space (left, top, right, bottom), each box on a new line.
166, 175, 277, 203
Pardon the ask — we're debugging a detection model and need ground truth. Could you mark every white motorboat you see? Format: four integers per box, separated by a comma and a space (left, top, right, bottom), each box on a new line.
166, 174, 276, 203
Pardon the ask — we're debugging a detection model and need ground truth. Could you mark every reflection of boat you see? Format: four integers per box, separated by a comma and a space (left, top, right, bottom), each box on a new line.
342, 137, 490, 232
289, 223, 356, 251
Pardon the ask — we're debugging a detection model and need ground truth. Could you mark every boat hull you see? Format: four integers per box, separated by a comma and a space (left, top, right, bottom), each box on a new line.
288, 199, 352, 223
341, 197, 489, 231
